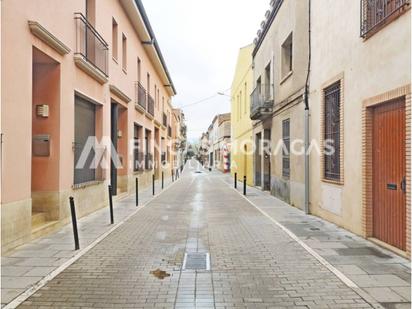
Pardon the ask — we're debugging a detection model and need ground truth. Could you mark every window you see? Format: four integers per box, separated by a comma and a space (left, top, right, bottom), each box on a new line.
86, 0, 96, 25
324, 81, 341, 181
265, 63, 271, 99
281, 33, 293, 78
112, 18, 118, 61
240, 91, 242, 117
361, 0, 409, 38
74, 95, 96, 184
133, 124, 143, 171
244, 83, 247, 114
282, 119, 290, 178
122, 33, 127, 71
154, 85, 157, 108
137, 58, 141, 82
147, 73, 150, 94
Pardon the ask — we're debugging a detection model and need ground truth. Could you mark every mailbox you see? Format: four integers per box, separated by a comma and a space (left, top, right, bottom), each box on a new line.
33, 134, 50, 157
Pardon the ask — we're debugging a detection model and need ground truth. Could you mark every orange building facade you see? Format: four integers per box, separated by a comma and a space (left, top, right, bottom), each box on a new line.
1, 0, 179, 252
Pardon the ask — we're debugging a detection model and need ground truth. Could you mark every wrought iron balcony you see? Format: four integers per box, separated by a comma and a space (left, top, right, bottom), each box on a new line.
135, 82, 146, 110
361, 0, 410, 37
250, 84, 274, 120
147, 94, 155, 117
74, 13, 108, 76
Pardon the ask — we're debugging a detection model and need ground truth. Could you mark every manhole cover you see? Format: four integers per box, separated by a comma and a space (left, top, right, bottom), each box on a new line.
182, 252, 210, 270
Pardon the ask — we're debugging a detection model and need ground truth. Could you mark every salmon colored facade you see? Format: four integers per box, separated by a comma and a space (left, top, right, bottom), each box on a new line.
1, 0, 179, 252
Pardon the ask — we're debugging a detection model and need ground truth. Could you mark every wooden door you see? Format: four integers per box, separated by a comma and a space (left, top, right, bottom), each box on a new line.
372, 98, 406, 251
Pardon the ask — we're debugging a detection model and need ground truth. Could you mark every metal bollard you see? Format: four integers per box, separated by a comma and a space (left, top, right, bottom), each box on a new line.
69, 197, 80, 250
234, 173, 237, 189
243, 176, 247, 196
172, 169, 174, 182
135, 178, 139, 207
108, 185, 114, 224
152, 174, 155, 195
162, 171, 164, 189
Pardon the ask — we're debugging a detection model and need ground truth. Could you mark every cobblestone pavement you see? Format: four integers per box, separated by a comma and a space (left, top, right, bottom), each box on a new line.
17, 162, 375, 308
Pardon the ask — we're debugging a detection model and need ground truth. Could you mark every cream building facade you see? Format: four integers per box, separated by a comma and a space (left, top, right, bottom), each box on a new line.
309, 0, 411, 256
251, 0, 309, 209
1, 0, 178, 252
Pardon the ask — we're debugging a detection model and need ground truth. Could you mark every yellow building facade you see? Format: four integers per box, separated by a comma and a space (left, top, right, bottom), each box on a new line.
230, 44, 254, 185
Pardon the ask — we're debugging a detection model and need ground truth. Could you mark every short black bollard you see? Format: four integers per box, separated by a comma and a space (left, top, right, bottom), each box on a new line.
234, 172, 237, 189
152, 174, 155, 195
135, 178, 139, 207
243, 176, 247, 196
108, 185, 114, 224
69, 197, 80, 250
172, 169, 174, 182
162, 171, 164, 189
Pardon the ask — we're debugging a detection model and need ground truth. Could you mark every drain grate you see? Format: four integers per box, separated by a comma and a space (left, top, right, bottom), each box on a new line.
182, 252, 210, 271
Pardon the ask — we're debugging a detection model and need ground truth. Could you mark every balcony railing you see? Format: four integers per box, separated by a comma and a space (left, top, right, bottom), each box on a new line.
161, 152, 166, 164
147, 94, 155, 117
136, 82, 146, 110
168, 125, 172, 137
74, 13, 108, 76
163, 113, 167, 127
361, 0, 410, 37
250, 84, 274, 120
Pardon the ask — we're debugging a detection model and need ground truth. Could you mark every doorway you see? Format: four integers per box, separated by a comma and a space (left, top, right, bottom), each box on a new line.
372, 98, 406, 251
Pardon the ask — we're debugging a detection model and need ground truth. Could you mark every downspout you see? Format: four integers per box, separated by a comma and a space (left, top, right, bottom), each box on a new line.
304, 0, 312, 215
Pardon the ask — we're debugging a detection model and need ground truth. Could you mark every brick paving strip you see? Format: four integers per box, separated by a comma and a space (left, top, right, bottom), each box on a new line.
223, 172, 411, 309
1, 176, 176, 308
1, 161, 385, 309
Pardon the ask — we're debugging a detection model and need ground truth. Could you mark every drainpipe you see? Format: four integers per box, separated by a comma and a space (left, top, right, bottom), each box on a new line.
304, 0, 312, 215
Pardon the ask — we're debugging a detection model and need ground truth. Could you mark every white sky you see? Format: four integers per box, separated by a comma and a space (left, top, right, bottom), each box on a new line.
143, 0, 270, 141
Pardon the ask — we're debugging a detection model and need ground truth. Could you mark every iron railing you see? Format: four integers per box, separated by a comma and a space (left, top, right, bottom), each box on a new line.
147, 94, 155, 117
250, 84, 274, 120
163, 113, 167, 127
168, 125, 172, 137
136, 82, 146, 110
161, 152, 166, 164
74, 13, 108, 76
361, 0, 410, 37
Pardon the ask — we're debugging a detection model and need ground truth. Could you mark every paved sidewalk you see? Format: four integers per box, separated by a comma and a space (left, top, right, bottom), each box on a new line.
222, 171, 411, 309
13, 161, 376, 308
1, 174, 177, 308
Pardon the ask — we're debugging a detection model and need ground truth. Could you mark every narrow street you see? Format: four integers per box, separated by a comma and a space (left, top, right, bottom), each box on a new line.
17, 161, 372, 309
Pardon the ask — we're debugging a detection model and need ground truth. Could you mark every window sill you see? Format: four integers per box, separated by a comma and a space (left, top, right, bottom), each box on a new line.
280, 71, 293, 85
112, 57, 118, 64
321, 178, 344, 186
72, 180, 104, 190
122, 68, 127, 75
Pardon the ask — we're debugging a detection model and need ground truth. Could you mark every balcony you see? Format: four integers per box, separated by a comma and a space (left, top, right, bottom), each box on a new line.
250, 84, 274, 120
361, 0, 410, 38
163, 113, 167, 127
147, 94, 155, 118
135, 82, 146, 112
74, 13, 108, 82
